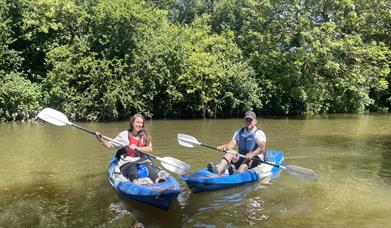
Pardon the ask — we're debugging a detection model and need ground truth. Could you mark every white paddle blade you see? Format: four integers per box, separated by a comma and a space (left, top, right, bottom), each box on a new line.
177, 133, 201, 148
286, 165, 318, 182
159, 157, 191, 175
38, 108, 72, 126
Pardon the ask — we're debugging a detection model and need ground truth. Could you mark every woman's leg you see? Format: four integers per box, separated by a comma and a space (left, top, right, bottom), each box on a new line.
144, 161, 159, 182
120, 162, 138, 182
137, 156, 160, 182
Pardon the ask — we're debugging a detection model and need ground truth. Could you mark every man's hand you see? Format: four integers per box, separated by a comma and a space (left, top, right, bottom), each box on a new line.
245, 151, 256, 160
217, 144, 228, 152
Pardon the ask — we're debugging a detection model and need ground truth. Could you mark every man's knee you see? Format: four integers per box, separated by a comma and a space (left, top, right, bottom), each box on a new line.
229, 154, 240, 163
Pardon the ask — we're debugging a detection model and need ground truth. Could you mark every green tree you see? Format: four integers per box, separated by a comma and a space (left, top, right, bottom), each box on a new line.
211, 0, 390, 114
43, 0, 168, 120
132, 13, 260, 118
8, 0, 82, 80
2, 0, 389, 121
0, 73, 44, 121
178, 17, 261, 118
0, 0, 23, 73
0, 0, 44, 121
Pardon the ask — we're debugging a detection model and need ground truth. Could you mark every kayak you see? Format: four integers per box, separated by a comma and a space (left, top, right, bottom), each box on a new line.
180, 150, 284, 193
107, 157, 182, 210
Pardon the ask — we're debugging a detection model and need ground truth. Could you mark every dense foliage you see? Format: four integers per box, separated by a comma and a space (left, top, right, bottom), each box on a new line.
0, 0, 390, 120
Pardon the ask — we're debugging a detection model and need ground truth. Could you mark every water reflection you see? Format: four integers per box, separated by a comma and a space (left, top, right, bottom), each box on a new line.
1, 114, 391, 227
106, 202, 139, 227
182, 182, 272, 227
245, 196, 268, 225
111, 193, 183, 228
0, 170, 138, 227
302, 133, 391, 184
378, 135, 391, 184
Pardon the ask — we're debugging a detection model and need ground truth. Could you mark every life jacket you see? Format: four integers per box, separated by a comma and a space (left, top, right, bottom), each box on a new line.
124, 130, 144, 158
237, 127, 259, 155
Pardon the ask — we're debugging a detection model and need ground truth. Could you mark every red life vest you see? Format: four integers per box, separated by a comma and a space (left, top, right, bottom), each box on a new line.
124, 132, 144, 158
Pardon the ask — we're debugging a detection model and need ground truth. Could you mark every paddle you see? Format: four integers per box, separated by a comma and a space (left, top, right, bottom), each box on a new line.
177, 133, 317, 182
37, 108, 190, 175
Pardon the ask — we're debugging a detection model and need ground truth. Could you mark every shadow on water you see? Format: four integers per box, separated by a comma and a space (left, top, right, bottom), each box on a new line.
112, 192, 183, 228
106, 181, 268, 227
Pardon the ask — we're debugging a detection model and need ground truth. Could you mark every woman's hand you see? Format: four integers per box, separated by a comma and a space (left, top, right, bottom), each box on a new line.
95, 131, 112, 148
129, 144, 138, 150
95, 132, 103, 143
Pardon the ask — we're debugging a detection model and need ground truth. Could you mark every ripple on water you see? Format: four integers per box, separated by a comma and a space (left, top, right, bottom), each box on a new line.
245, 196, 269, 225
106, 202, 141, 227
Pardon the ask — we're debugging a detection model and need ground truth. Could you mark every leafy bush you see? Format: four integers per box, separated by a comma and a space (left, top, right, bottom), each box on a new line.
0, 72, 44, 121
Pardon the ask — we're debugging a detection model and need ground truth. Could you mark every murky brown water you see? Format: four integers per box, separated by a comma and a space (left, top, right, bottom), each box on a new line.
1, 114, 390, 227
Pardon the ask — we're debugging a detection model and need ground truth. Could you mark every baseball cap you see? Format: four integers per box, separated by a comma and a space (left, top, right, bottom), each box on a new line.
244, 111, 256, 120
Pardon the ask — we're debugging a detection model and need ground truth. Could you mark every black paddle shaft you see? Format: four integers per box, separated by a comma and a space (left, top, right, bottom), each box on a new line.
72, 123, 159, 160
71, 124, 96, 135
201, 143, 281, 169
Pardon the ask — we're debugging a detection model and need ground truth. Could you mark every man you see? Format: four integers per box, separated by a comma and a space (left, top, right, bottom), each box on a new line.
208, 111, 266, 175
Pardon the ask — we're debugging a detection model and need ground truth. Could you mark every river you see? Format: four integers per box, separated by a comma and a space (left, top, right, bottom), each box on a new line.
0, 114, 390, 227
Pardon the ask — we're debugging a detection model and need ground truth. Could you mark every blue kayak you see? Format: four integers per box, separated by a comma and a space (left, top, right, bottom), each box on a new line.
180, 150, 284, 193
107, 157, 182, 210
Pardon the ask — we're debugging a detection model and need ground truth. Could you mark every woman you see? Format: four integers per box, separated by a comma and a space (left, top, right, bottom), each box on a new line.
95, 113, 162, 184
